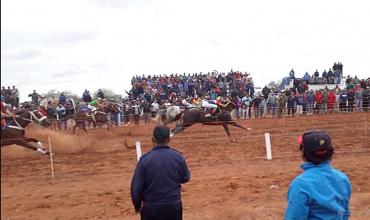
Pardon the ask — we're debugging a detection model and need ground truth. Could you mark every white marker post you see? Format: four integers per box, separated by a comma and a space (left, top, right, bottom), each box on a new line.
117, 113, 121, 126
264, 133, 272, 160
48, 136, 55, 179
135, 141, 142, 161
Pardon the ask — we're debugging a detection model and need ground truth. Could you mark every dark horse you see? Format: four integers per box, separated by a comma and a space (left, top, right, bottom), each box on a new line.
170, 101, 251, 142
1, 110, 51, 154
72, 101, 120, 134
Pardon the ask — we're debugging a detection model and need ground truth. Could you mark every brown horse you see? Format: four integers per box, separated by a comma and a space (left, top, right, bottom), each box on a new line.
72, 101, 120, 134
170, 100, 250, 142
1, 110, 51, 154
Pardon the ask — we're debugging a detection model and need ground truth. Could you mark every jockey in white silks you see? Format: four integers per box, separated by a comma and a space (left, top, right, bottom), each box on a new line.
181, 98, 196, 109
201, 97, 218, 117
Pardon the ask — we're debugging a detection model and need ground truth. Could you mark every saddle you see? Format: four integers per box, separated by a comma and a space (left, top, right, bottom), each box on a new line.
203, 108, 218, 118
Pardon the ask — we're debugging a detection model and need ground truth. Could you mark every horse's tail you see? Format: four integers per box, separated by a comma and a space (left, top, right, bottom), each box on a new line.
165, 106, 181, 125
173, 110, 185, 122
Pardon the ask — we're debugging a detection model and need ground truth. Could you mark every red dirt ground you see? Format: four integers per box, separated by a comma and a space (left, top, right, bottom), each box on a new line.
1, 112, 370, 220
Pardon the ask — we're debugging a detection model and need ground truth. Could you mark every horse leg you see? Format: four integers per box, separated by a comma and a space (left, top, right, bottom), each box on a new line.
82, 122, 88, 133
222, 124, 236, 142
228, 121, 252, 131
170, 124, 184, 137
15, 139, 49, 155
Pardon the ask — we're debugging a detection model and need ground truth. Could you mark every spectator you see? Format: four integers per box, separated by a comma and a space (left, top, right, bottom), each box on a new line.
50, 96, 58, 109
267, 92, 277, 116
339, 90, 348, 112
314, 90, 324, 114
59, 92, 67, 106
285, 130, 351, 220
306, 90, 315, 115
97, 89, 105, 99
333, 69, 341, 84
303, 72, 310, 83
327, 69, 334, 84
314, 70, 319, 78
131, 100, 141, 126
262, 86, 270, 100
28, 90, 41, 106
327, 91, 336, 113
11, 86, 19, 109
295, 93, 305, 115
83, 89, 92, 103
322, 69, 328, 79
347, 90, 355, 112
354, 84, 363, 112
131, 126, 190, 220
277, 92, 287, 117
363, 86, 370, 111
242, 93, 252, 119
252, 94, 262, 118
287, 92, 295, 116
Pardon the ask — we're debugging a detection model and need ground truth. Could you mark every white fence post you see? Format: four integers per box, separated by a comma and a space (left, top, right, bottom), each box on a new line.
135, 141, 142, 161
264, 133, 272, 160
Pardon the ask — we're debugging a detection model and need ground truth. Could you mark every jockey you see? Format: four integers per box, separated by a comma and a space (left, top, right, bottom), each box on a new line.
88, 98, 104, 112
191, 95, 202, 108
88, 98, 104, 123
181, 97, 196, 109
201, 95, 218, 117
1, 100, 18, 129
215, 96, 231, 109
78, 102, 89, 113
56, 103, 66, 120
38, 95, 48, 117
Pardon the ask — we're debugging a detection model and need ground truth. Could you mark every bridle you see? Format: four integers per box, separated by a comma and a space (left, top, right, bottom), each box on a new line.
7, 110, 48, 131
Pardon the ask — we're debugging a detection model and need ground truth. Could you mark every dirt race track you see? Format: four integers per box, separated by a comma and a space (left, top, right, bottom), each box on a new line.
2, 112, 370, 220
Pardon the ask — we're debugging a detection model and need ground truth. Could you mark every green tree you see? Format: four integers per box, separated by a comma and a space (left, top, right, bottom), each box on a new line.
43, 90, 82, 103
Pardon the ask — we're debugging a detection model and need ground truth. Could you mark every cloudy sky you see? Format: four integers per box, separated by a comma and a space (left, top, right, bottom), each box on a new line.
2, 0, 370, 101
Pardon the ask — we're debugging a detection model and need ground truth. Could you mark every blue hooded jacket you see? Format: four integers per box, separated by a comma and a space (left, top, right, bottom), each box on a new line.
285, 162, 351, 220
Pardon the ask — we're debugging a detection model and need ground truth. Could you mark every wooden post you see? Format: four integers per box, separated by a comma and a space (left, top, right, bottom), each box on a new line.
48, 136, 55, 179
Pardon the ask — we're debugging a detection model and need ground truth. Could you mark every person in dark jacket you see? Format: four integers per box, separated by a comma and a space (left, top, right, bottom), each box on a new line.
96, 89, 105, 99
131, 126, 191, 220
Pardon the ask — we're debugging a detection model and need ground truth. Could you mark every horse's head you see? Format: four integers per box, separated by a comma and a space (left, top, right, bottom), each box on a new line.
104, 102, 119, 113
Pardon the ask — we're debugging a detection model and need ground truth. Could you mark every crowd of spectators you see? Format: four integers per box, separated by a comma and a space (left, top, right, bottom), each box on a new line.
1, 68, 369, 127
1, 86, 19, 110
281, 62, 344, 90
128, 70, 255, 104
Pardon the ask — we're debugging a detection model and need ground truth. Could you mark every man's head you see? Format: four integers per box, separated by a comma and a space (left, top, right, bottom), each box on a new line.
152, 126, 170, 145
298, 130, 334, 164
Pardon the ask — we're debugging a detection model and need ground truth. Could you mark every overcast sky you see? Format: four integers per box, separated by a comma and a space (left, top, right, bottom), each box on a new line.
2, 0, 370, 101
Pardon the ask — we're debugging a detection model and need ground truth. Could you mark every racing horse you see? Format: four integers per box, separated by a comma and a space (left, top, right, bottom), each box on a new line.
170, 100, 251, 142
1, 110, 51, 154
72, 101, 120, 134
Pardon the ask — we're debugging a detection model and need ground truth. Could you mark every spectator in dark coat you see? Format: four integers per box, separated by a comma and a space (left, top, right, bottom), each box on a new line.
131, 126, 190, 220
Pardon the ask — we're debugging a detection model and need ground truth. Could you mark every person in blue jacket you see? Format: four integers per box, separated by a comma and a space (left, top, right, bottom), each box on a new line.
131, 126, 191, 220
285, 130, 352, 220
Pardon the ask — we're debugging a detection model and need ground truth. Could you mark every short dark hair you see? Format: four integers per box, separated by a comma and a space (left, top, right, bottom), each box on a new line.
299, 130, 334, 164
153, 126, 170, 143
